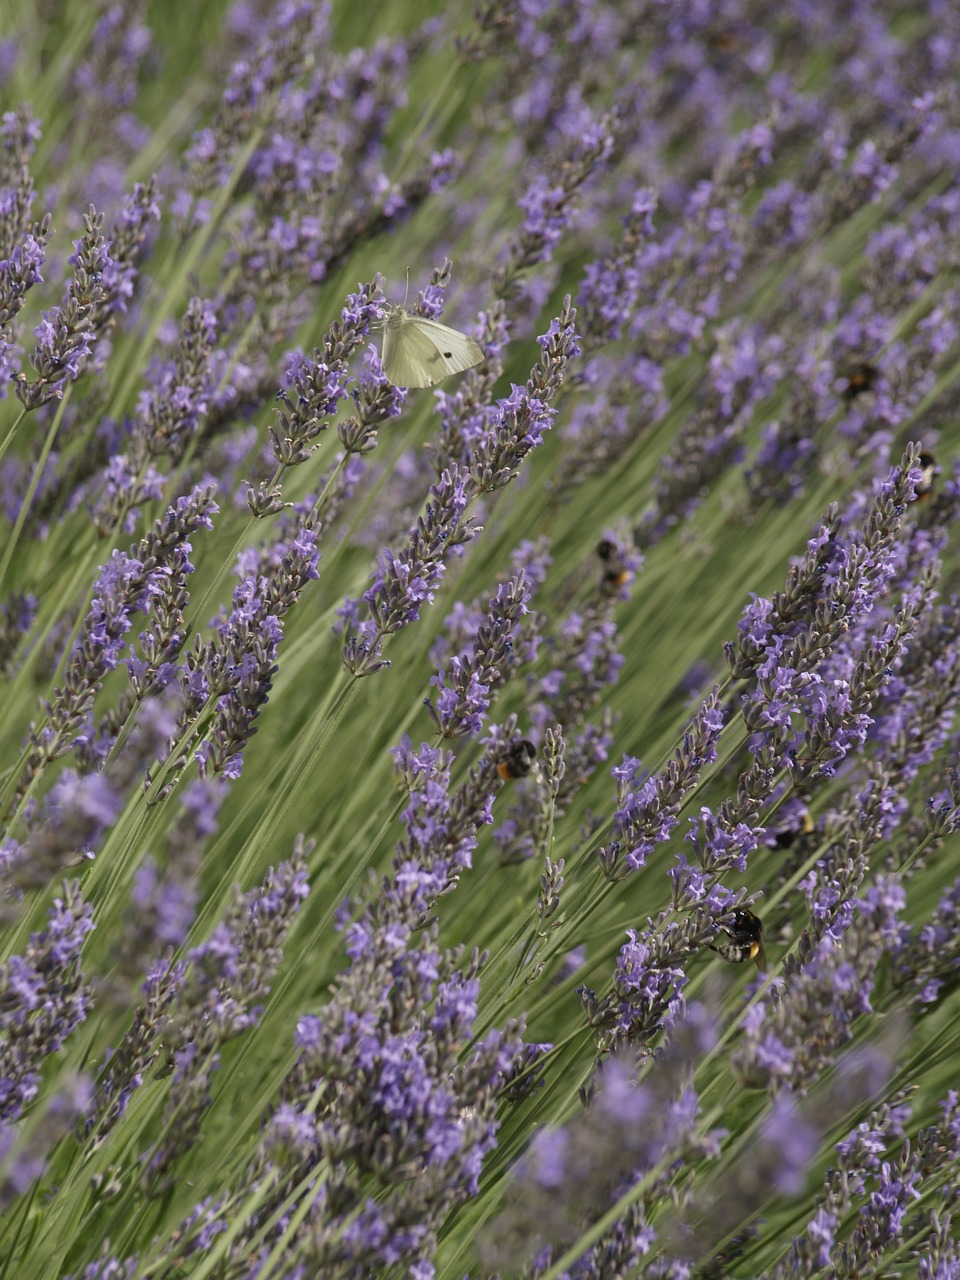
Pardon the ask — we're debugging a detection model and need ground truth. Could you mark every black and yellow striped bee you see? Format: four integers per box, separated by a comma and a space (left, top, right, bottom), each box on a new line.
772, 806, 814, 849
915, 451, 937, 502
497, 739, 537, 781
711, 908, 766, 970
596, 539, 634, 595
840, 360, 879, 403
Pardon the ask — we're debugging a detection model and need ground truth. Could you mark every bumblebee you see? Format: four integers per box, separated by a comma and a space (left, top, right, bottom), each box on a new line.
915, 451, 937, 502
710, 908, 766, 970
773, 806, 814, 849
840, 360, 879, 403
596, 539, 633, 594
707, 24, 748, 56
498, 739, 537, 781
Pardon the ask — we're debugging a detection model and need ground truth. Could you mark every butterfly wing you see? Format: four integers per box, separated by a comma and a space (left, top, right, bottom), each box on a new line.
381, 311, 484, 387
413, 318, 485, 379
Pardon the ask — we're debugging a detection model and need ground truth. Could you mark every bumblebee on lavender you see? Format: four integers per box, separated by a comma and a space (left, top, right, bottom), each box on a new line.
772, 806, 813, 849
840, 360, 879, 402
498, 739, 537, 781
596, 539, 633, 594
915, 451, 937, 502
710, 908, 766, 970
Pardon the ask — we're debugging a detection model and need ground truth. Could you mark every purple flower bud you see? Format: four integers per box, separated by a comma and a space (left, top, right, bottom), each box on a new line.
469, 299, 580, 493
140, 843, 309, 1195
0, 882, 93, 1122
14, 207, 111, 409
605, 690, 724, 880
269, 279, 384, 466
0, 1073, 92, 1216
428, 573, 535, 738
11, 485, 218, 819
342, 465, 476, 677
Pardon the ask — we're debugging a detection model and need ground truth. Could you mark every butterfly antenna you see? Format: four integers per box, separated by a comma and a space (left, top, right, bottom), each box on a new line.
403, 266, 410, 308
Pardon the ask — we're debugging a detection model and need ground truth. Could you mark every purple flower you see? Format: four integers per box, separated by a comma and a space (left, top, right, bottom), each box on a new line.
267, 278, 384, 470
0, 218, 50, 392
0, 882, 94, 1121
480, 1010, 721, 1273
890, 872, 960, 1009
341, 465, 476, 677
243, 775, 525, 1276
761, 1093, 820, 1196
0, 590, 37, 676
685, 805, 758, 877
10, 485, 218, 827
1, 1074, 92, 1216
732, 875, 906, 1094
140, 844, 309, 1195
92, 297, 218, 533
14, 207, 111, 409
602, 690, 725, 880
498, 115, 616, 304
494, 562, 626, 863
172, 517, 318, 780
68, 1251, 138, 1280
86, 959, 183, 1142
469, 301, 580, 493
94, 177, 161, 326
428, 573, 536, 738
728, 452, 923, 782
114, 779, 228, 972
184, 3, 327, 198
578, 188, 658, 346
603, 928, 691, 1051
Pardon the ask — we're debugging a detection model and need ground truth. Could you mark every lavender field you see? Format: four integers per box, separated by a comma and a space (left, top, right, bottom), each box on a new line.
2, 1, 960, 1276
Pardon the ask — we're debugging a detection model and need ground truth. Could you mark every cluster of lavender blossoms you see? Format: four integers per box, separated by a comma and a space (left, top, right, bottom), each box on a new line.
3, 1, 960, 1278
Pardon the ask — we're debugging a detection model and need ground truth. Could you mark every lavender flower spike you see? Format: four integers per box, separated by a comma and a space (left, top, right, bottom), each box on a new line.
93, 296, 218, 534
140, 844, 309, 1195
469, 297, 580, 494
0, 217, 50, 396
0, 1074, 92, 1217
14, 206, 110, 409
266, 277, 385, 470
187, 517, 320, 780
428, 572, 535, 738
342, 464, 478, 677
14, 484, 218, 809
602, 687, 725, 880
0, 881, 94, 1123
481, 1008, 721, 1274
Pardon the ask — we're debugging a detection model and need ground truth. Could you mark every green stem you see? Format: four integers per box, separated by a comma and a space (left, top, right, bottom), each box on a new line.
0, 393, 69, 593
0, 406, 26, 472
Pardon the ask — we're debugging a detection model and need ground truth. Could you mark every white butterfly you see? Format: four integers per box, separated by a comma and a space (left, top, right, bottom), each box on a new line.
377, 303, 484, 388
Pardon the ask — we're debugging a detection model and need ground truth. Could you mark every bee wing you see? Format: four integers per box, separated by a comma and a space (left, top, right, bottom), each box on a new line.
381, 314, 484, 387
